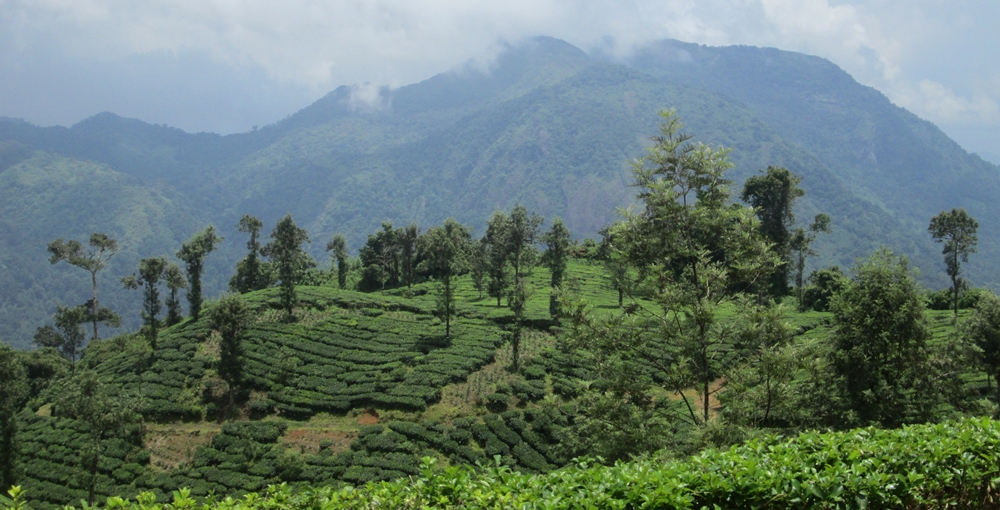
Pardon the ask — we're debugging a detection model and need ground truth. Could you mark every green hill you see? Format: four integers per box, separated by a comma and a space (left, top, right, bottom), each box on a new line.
2, 36, 999, 348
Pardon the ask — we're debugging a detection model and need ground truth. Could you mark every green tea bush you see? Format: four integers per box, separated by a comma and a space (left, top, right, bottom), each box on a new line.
16, 418, 1000, 510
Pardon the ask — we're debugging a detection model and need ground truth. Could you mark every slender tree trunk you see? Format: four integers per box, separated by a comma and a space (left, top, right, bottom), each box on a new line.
91, 271, 100, 341
444, 278, 451, 339
703, 379, 710, 423
618, 288, 623, 308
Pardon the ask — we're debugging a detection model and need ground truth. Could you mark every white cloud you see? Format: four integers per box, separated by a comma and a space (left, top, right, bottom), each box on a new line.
895, 80, 1000, 125
1, 0, 998, 154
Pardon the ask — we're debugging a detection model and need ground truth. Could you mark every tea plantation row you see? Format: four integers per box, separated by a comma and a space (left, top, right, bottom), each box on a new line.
9, 418, 1000, 509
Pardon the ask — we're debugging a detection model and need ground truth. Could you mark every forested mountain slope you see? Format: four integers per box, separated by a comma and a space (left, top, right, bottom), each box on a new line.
1, 36, 996, 348
627, 39, 1000, 287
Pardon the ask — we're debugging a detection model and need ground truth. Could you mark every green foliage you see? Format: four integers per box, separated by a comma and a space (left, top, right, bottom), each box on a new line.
230, 216, 267, 294
163, 263, 187, 327
122, 257, 169, 348
962, 291, 1000, 402
0, 345, 28, 490
929, 208, 979, 319
540, 217, 571, 318
260, 215, 311, 320
801, 266, 847, 312
34, 305, 89, 364
789, 214, 832, 309
177, 225, 223, 322
417, 219, 472, 339
830, 248, 934, 427
741, 166, 804, 297
53, 370, 143, 505
47, 233, 119, 343
325, 233, 349, 290
16, 418, 1000, 510
209, 294, 252, 410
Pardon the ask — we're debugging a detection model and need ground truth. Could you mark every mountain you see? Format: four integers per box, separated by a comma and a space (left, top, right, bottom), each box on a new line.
2, 36, 998, 348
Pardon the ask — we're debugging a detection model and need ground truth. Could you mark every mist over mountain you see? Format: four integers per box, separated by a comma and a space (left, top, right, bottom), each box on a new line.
2, 36, 997, 349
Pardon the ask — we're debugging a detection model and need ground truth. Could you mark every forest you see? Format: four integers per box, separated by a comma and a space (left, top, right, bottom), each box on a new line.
2, 111, 1000, 509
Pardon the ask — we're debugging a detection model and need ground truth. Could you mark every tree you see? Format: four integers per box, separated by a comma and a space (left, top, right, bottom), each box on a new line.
506, 204, 543, 283
507, 278, 531, 372
929, 208, 979, 321
598, 227, 630, 308
55, 371, 141, 506
177, 225, 223, 321
740, 167, 805, 297
47, 233, 119, 342
417, 219, 471, 339
962, 290, 1000, 402
469, 240, 488, 300
33, 305, 89, 364
830, 248, 932, 427
358, 222, 402, 290
0, 344, 28, 491
541, 217, 571, 318
570, 110, 780, 429
262, 214, 311, 320
326, 234, 349, 289
399, 223, 420, 288
789, 214, 831, 309
484, 211, 512, 307
164, 262, 187, 326
122, 256, 168, 347
230, 215, 266, 293
210, 294, 253, 410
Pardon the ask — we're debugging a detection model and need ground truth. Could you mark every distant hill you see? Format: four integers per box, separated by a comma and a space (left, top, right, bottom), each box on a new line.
2, 36, 998, 348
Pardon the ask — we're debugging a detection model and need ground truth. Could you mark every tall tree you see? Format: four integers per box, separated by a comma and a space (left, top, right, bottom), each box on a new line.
326, 234, 349, 289
789, 214, 832, 310
507, 204, 543, 283
507, 278, 530, 372
830, 248, 932, 427
929, 208, 979, 321
262, 214, 311, 320
417, 219, 471, 339
33, 305, 89, 364
164, 262, 188, 326
177, 225, 223, 321
598, 229, 629, 308
740, 167, 805, 297
484, 211, 512, 307
47, 233, 119, 342
469, 240, 488, 300
210, 294, 252, 410
541, 217, 571, 318
0, 344, 28, 491
399, 223, 420, 288
569, 110, 780, 429
230, 215, 266, 293
359, 222, 401, 290
55, 371, 140, 506
122, 257, 168, 347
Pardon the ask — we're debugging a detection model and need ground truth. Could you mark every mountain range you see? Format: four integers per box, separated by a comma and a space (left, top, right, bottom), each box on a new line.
2, 36, 998, 349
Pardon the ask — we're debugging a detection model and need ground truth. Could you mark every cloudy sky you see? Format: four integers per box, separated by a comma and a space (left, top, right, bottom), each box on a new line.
1, 0, 997, 162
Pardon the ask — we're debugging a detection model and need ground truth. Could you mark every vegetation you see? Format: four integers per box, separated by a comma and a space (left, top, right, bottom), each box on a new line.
929, 208, 979, 320
3, 90, 1000, 509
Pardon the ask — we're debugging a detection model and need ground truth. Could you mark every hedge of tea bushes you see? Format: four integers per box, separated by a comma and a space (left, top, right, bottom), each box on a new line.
9, 418, 1000, 510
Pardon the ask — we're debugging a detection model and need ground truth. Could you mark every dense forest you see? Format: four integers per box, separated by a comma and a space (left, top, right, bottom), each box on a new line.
2, 111, 1000, 509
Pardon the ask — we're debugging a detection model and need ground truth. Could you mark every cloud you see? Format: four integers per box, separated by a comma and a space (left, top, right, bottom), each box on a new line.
1, 0, 998, 156
894, 80, 1000, 125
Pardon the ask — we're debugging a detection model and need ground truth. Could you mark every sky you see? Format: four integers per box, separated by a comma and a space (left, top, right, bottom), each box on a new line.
1, 0, 998, 163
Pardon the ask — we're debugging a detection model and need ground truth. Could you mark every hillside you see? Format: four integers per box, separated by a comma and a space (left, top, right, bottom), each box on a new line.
2, 36, 999, 347
7, 256, 991, 508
